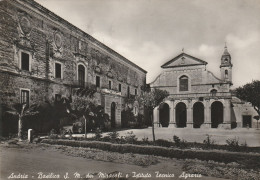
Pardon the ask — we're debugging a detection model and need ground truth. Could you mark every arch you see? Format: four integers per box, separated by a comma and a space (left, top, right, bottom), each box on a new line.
211, 101, 223, 128
210, 89, 217, 96
193, 102, 204, 128
225, 70, 228, 79
111, 102, 116, 128
159, 103, 170, 127
175, 102, 187, 128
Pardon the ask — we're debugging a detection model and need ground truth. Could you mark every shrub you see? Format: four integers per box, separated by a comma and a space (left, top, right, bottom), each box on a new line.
49, 129, 58, 139
94, 128, 102, 140
142, 136, 149, 144
203, 134, 216, 148
59, 128, 67, 139
41, 139, 260, 170
49, 134, 58, 139
173, 135, 181, 147
124, 131, 137, 144
108, 131, 119, 143
226, 137, 240, 151
155, 139, 173, 147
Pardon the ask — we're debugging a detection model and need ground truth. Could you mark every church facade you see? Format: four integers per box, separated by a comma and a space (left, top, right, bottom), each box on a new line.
150, 47, 258, 129
0, 0, 146, 128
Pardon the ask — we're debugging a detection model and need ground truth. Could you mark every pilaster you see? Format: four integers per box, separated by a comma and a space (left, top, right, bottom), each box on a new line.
201, 99, 211, 128
186, 100, 193, 128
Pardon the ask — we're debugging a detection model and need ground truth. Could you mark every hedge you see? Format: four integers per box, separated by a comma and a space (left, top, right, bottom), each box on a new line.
41, 139, 260, 169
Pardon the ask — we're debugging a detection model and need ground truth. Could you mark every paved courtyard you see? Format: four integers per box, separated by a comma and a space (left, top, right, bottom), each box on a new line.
116, 127, 260, 147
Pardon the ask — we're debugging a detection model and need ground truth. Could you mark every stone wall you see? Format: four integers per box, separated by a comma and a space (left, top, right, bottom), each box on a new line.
150, 65, 230, 94
0, 0, 146, 112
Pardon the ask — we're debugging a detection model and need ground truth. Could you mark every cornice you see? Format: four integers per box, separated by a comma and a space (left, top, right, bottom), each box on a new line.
13, 0, 147, 74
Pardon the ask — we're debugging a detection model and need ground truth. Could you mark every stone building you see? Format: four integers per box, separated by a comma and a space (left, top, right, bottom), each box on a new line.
0, 0, 147, 128
150, 47, 258, 129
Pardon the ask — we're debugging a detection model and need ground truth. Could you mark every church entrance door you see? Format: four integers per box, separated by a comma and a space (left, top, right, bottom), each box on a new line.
242, 115, 251, 128
159, 103, 170, 127
211, 101, 223, 128
176, 102, 187, 128
193, 102, 204, 128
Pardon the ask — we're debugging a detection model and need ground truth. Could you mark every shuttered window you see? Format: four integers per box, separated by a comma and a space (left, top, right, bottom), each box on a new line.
21, 52, 29, 71
21, 90, 29, 105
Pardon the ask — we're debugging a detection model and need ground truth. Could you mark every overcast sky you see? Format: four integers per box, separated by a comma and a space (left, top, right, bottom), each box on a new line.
35, 0, 260, 88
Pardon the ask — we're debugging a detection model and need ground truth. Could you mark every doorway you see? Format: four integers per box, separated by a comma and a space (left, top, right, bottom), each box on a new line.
111, 102, 116, 128
242, 115, 251, 128
176, 102, 187, 128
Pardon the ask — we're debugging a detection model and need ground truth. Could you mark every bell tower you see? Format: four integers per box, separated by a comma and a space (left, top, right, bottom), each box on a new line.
220, 43, 232, 83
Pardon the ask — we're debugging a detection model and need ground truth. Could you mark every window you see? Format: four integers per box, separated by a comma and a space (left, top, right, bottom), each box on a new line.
55, 94, 61, 102
21, 52, 30, 71
109, 80, 112, 89
225, 70, 228, 79
135, 88, 137, 96
210, 89, 217, 96
118, 84, 121, 92
20, 89, 29, 105
96, 76, 100, 88
78, 64, 85, 87
127, 86, 130, 98
224, 58, 228, 63
55, 63, 62, 78
179, 75, 188, 91
134, 106, 138, 116
79, 41, 82, 50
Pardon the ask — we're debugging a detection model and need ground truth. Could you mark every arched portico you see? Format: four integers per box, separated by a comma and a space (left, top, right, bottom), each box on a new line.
193, 102, 204, 128
159, 103, 170, 127
176, 102, 187, 128
211, 101, 223, 128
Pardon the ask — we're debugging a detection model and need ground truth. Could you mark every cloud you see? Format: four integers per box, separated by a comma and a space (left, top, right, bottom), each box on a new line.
35, 0, 260, 87
226, 32, 260, 49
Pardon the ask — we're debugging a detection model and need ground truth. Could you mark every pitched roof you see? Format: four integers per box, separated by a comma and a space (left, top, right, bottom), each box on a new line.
161, 53, 208, 68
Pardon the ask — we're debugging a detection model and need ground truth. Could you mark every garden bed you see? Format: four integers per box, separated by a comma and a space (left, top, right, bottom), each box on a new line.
41, 139, 260, 170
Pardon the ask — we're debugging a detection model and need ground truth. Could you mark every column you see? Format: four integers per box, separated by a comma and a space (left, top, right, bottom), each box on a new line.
202, 99, 211, 128
153, 107, 160, 127
169, 101, 176, 128
223, 100, 231, 129
186, 100, 193, 128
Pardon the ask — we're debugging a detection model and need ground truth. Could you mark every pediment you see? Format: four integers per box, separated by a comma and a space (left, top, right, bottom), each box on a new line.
161, 53, 207, 68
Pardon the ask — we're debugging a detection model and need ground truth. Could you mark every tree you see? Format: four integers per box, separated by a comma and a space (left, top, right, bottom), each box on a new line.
5, 103, 39, 140
70, 86, 98, 137
236, 80, 260, 128
137, 88, 169, 142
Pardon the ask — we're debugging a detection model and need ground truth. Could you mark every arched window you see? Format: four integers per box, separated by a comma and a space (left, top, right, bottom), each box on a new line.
210, 89, 217, 96
179, 75, 188, 91
78, 64, 85, 87
225, 70, 228, 78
